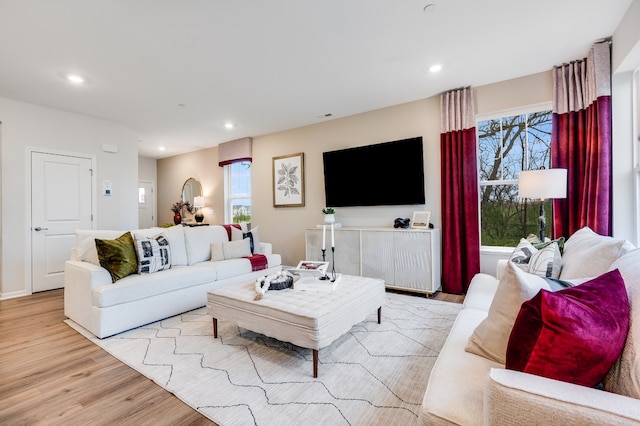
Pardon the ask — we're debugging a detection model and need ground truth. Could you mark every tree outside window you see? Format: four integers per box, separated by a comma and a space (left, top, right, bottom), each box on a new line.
478, 109, 552, 246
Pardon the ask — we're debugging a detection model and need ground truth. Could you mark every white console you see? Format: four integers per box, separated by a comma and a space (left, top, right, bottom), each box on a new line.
305, 227, 441, 295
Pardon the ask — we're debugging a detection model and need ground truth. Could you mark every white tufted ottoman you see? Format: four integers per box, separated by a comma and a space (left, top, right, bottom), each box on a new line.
207, 274, 385, 377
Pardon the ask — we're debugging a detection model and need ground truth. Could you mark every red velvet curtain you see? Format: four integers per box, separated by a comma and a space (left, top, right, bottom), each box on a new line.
551, 42, 612, 237
440, 88, 480, 294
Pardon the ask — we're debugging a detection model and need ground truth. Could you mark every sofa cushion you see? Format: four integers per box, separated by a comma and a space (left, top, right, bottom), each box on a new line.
92, 266, 217, 308
560, 226, 634, 279
161, 225, 188, 266
133, 233, 171, 274
466, 261, 552, 364
506, 269, 629, 387
184, 225, 229, 265
95, 232, 138, 283
421, 308, 501, 425
604, 249, 640, 397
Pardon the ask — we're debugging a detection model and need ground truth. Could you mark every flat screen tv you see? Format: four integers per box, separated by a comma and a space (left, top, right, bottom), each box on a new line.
323, 137, 425, 207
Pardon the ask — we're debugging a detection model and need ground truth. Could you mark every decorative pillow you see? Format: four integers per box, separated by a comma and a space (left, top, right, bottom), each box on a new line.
222, 238, 252, 260
95, 232, 138, 283
604, 249, 640, 397
134, 233, 171, 274
466, 261, 552, 364
506, 269, 630, 387
210, 242, 224, 262
509, 239, 561, 278
560, 226, 634, 279
232, 225, 263, 254
76, 236, 101, 265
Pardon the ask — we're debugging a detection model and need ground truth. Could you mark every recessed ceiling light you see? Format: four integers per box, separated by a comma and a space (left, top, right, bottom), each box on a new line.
224, 122, 234, 130
66, 74, 85, 84
159, 146, 166, 151
428, 64, 442, 73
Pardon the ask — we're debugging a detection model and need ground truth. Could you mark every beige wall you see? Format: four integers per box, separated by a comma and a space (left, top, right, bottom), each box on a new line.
157, 147, 224, 226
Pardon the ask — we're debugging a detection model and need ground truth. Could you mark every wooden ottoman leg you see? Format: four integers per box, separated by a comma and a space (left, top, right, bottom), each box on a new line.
377, 307, 382, 324
313, 349, 318, 378
213, 318, 218, 338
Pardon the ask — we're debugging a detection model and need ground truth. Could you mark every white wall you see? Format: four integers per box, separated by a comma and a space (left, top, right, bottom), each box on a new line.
612, 0, 640, 246
0, 97, 139, 298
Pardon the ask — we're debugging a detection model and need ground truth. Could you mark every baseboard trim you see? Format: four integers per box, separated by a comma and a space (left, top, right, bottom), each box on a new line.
0, 290, 31, 300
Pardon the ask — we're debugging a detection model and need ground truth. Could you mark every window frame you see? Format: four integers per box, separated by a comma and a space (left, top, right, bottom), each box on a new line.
476, 101, 552, 249
223, 162, 251, 224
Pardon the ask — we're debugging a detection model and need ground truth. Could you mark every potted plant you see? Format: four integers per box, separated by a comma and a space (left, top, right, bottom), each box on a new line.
322, 207, 335, 223
171, 201, 195, 225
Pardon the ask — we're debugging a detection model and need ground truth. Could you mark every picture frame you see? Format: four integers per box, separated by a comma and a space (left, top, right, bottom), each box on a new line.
273, 152, 305, 207
411, 210, 431, 229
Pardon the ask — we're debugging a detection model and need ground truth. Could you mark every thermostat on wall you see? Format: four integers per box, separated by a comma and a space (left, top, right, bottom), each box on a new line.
102, 180, 112, 196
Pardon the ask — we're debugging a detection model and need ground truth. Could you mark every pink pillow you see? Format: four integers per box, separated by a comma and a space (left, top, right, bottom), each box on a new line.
506, 269, 629, 387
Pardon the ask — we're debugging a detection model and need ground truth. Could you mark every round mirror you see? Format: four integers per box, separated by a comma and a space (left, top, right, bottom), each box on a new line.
181, 177, 203, 206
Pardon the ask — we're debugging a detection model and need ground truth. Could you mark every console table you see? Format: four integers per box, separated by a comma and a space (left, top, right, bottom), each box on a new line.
305, 227, 441, 295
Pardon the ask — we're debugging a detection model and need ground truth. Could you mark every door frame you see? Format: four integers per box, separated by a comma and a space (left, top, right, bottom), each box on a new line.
138, 179, 156, 228
26, 147, 97, 294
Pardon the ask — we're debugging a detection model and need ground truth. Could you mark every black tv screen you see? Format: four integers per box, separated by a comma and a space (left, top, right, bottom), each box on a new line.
323, 137, 425, 207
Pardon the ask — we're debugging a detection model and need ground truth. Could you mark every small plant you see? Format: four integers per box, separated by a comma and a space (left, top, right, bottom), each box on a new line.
322, 207, 335, 215
171, 200, 195, 214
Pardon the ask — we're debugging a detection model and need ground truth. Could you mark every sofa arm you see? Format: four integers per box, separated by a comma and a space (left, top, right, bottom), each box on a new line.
495, 259, 508, 280
485, 368, 640, 425
260, 242, 273, 255
64, 260, 112, 331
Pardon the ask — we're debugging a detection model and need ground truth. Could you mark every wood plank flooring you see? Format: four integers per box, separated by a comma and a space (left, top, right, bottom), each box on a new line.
0, 288, 463, 425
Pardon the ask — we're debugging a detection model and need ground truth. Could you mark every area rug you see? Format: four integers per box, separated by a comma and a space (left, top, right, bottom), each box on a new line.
66, 292, 461, 426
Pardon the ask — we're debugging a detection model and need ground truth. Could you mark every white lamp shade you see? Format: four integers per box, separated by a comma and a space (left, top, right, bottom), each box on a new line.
193, 196, 205, 208
518, 169, 567, 200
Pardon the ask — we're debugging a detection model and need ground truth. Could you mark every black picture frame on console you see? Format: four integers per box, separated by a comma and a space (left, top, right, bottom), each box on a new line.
322, 137, 425, 207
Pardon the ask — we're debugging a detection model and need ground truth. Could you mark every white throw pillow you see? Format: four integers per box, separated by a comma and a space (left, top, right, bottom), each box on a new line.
604, 249, 640, 397
222, 238, 252, 259
560, 226, 635, 279
210, 242, 224, 262
133, 233, 171, 274
231, 225, 263, 254
466, 261, 552, 364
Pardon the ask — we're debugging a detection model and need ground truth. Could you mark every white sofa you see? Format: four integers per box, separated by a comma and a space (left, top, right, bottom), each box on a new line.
421, 228, 640, 425
64, 224, 281, 338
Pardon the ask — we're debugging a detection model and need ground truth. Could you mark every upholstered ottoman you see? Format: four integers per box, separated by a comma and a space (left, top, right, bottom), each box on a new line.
207, 275, 385, 377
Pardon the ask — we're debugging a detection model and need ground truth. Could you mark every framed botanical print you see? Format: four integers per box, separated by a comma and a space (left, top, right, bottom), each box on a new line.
273, 152, 305, 207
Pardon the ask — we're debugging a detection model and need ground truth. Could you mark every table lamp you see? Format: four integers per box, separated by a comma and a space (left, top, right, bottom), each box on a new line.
193, 196, 205, 223
518, 168, 567, 241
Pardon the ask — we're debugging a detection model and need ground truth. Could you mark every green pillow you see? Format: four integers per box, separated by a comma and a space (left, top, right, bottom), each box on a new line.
95, 232, 138, 282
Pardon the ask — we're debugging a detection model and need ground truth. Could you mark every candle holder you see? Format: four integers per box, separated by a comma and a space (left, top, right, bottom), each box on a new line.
330, 246, 337, 282
319, 249, 330, 280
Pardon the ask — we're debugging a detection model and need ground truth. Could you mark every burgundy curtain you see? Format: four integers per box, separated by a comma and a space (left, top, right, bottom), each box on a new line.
551, 42, 612, 237
440, 88, 480, 294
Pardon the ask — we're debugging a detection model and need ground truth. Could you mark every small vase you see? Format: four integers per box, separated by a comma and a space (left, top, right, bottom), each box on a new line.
324, 214, 335, 224
173, 213, 182, 225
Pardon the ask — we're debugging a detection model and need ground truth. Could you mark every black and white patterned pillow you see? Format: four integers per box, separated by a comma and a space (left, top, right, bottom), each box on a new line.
510, 238, 561, 279
134, 233, 171, 274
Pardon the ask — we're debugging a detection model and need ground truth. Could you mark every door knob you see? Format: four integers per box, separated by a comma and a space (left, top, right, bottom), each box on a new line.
34, 227, 49, 232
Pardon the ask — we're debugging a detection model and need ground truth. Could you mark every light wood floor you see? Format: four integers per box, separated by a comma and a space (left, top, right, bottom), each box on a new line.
0, 288, 463, 425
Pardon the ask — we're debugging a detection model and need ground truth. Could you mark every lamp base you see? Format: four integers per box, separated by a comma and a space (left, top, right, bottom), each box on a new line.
195, 213, 204, 223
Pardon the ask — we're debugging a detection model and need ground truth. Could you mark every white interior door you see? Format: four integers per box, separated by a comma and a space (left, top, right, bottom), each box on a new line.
31, 151, 93, 292
138, 180, 155, 228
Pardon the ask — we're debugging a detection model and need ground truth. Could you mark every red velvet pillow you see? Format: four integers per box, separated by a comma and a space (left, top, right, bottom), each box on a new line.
505, 269, 629, 387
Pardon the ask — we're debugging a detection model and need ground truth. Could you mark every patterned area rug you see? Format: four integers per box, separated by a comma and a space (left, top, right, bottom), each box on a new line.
66, 292, 461, 426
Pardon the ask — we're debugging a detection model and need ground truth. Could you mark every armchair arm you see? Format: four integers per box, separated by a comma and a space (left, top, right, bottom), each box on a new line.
485, 368, 640, 425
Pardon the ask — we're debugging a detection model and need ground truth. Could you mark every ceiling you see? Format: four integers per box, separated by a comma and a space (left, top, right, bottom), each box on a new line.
0, 1, 632, 158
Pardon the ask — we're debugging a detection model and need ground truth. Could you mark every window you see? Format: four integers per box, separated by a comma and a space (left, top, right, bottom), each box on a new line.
477, 107, 552, 246
224, 162, 251, 223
